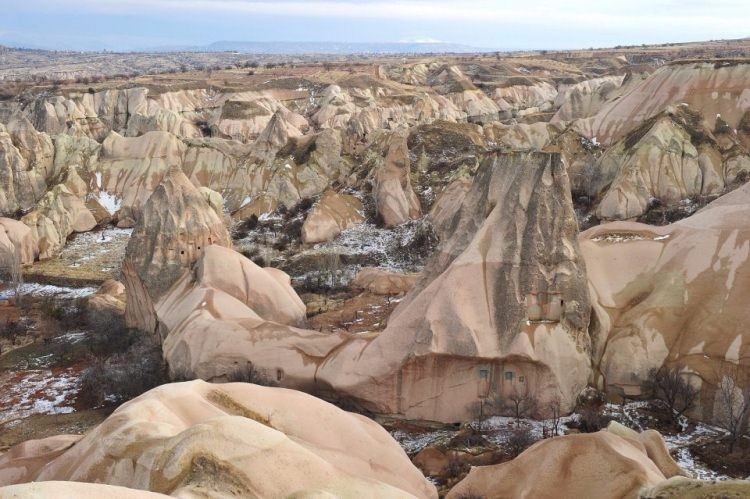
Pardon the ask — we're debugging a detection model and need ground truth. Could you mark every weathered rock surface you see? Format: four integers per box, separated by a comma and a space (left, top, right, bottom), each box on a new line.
447, 427, 682, 499
122, 166, 231, 335
582, 180, 750, 403
20, 185, 97, 260
579, 61, 750, 145
373, 129, 421, 227
0, 481, 170, 499
87, 279, 127, 317
317, 152, 591, 421
351, 267, 419, 295
553, 75, 626, 122
0, 380, 436, 498
0, 217, 36, 266
301, 190, 364, 244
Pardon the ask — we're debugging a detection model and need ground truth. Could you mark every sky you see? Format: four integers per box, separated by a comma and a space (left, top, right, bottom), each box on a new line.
1, 0, 748, 51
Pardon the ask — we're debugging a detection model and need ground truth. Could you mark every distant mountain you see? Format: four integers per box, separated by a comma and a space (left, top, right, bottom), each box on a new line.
147, 41, 489, 54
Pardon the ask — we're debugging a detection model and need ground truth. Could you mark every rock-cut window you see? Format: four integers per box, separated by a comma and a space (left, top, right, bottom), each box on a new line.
504, 371, 514, 381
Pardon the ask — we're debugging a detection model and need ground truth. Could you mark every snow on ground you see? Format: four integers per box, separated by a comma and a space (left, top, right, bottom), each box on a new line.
0, 367, 81, 425
6, 283, 97, 299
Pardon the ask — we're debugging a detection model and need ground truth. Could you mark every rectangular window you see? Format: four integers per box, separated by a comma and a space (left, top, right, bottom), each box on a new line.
504, 371, 514, 381
519, 376, 525, 383
479, 368, 489, 380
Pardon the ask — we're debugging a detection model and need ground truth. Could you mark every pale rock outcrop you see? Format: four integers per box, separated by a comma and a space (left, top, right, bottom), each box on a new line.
317, 152, 591, 421
579, 61, 750, 145
447, 429, 681, 499
553, 75, 626, 122
313, 85, 357, 129
593, 106, 750, 220
492, 79, 558, 116
158, 246, 332, 382
582, 181, 750, 402
87, 279, 127, 318
351, 267, 419, 295
0, 435, 82, 486
373, 129, 421, 227
0, 482, 170, 499
0, 381, 436, 499
0, 121, 52, 215
301, 190, 364, 244
428, 178, 472, 242
97, 131, 187, 218
125, 108, 202, 139
640, 476, 750, 498
0, 217, 36, 266
21, 185, 97, 259
122, 166, 231, 335
254, 109, 303, 151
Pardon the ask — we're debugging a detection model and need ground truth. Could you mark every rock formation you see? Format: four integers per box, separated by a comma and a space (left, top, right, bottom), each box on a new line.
351, 267, 419, 296
0, 380, 437, 499
317, 152, 591, 421
373, 129, 421, 227
582, 180, 750, 407
122, 166, 231, 335
0, 217, 36, 266
301, 190, 364, 244
447, 424, 683, 499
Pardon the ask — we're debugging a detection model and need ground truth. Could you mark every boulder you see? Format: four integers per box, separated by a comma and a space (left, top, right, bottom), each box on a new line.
0, 218, 36, 266
0, 380, 437, 499
351, 267, 419, 296
301, 190, 364, 244
640, 476, 750, 498
86, 279, 127, 318
447, 430, 677, 499
0, 435, 82, 485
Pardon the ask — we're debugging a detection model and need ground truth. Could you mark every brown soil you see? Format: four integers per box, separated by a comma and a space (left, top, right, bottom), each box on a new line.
690, 438, 750, 478
305, 291, 400, 334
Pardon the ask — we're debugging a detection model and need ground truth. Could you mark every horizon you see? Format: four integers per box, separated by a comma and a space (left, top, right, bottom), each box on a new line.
1, 0, 748, 52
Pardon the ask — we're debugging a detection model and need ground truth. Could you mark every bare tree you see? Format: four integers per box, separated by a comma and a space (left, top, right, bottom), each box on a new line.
506, 426, 537, 457
547, 395, 563, 437
645, 366, 699, 425
507, 384, 537, 424
714, 364, 750, 453
0, 246, 23, 300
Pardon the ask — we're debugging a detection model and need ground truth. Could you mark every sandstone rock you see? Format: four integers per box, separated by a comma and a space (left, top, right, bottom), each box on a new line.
640, 476, 750, 498
351, 267, 419, 295
552, 75, 626, 122
0, 122, 49, 215
87, 279, 126, 318
492, 79, 558, 117
373, 129, 421, 227
301, 190, 364, 244
0, 435, 82, 486
97, 131, 187, 217
428, 178, 472, 242
0, 218, 36, 266
0, 381, 436, 498
446, 430, 673, 499
122, 166, 231, 335
592, 106, 750, 220
579, 61, 750, 145
0, 481, 170, 499
255, 109, 303, 151
581, 181, 750, 402
317, 152, 591, 422
21, 185, 97, 260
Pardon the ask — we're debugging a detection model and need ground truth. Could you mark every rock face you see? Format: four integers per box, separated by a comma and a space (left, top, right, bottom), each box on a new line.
552, 75, 625, 122
0, 217, 36, 266
158, 246, 327, 382
0, 482, 170, 499
582, 181, 750, 404
447, 425, 683, 499
122, 166, 231, 335
301, 190, 364, 244
20, 185, 97, 260
351, 267, 419, 296
373, 130, 421, 227
592, 106, 750, 220
318, 152, 591, 421
87, 279, 127, 318
0, 380, 437, 499
579, 61, 750, 145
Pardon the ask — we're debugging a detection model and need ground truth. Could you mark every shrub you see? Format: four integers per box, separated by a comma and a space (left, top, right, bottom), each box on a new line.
506, 426, 537, 457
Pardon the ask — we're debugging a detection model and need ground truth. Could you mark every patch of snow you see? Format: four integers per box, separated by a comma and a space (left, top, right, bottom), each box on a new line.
9, 283, 96, 299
